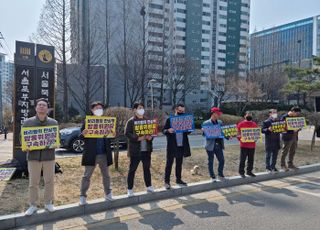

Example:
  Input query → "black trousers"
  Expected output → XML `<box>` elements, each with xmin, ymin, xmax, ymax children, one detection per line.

<box><xmin>239</xmin><ymin>147</ymin><xmax>255</xmax><ymax>175</ymax></box>
<box><xmin>127</xmin><ymin>151</ymin><xmax>152</xmax><ymax>190</ymax></box>
<box><xmin>165</xmin><ymin>148</ymin><xmax>184</xmax><ymax>184</ymax></box>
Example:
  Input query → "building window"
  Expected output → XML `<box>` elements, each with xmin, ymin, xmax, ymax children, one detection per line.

<box><xmin>176</xmin><ymin>17</ymin><xmax>186</xmax><ymax>23</ymax></box>
<box><xmin>241</xmin><ymin>11</ymin><xmax>249</xmax><ymax>16</ymax></box>
<box><xmin>149</xmin><ymin>13</ymin><xmax>164</xmax><ymax>19</ymax></box>
<box><xmin>176</xmin><ymin>8</ymin><xmax>187</xmax><ymax>14</ymax></box>
<box><xmin>149</xmin><ymin>3</ymin><xmax>163</xmax><ymax>10</ymax></box>
<box><xmin>149</xmin><ymin>22</ymin><xmax>163</xmax><ymax>29</ymax></box>
<box><xmin>203</xmin><ymin>20</ymin><xmax>210</xmax><ymax>26</ymax></box>
<box><xmin>202</xmin><ymin>30</ymin><xmax>210</xmax><ymax>34</ymax></box>
<box><xmin>176</xmin><ymin>27</ymin><xmax>186</xmax><ymax>32</ymax></box>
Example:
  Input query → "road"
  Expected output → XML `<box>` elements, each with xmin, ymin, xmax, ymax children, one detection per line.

<box><xmin>0</xmin><ymin>127</ymin><xmax>318</xmax><ymax>161</ymax></box>
<box><xmin>22</xmin><ymin>171</ymin><xmax>320</xmax><ymax>230</ymax></box>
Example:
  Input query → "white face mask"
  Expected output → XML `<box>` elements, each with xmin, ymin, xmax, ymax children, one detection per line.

<box><xmin>93</xmin><ymin>109</ymin><xmax>103</xmax><ymax>116</ymax></box>
<box><xmin>137</xmin><ymin>109</ymin><xmax>145</xmax><ymax>116</ymax></box>
<box><xmin>271</xmin><ymin>114</ymin><xmax>278</xmax><ymax>119</ymax></box>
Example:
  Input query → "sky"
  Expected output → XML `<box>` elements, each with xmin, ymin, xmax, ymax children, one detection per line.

<box><xmin>0</xmin><ymin>0</ymin><xmax>320</xmax><ymax>60</ymax></box>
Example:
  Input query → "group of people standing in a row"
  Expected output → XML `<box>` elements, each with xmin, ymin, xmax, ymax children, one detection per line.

<box><xmin>22</xmin><ymin>98</ymin><xmax>302</xmax><ymax>216</ymax></box>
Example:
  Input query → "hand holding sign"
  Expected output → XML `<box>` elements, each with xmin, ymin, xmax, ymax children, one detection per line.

<box><xmin>240</xmin><ymin>128</ymin><xmax>262</xmax><ymax>143</ymax></box>
<box><xmin>202</xmin><ymin>124</ymin><xmax>223</xmax><ymax>139</ymax></box>
<box><xmin>286</xmin><ymin>117</ymin><xmax>306</xmax><ymax>131</ymax></box>
<box><xmin>85</xmin><ymin>116</ymin><xmax>117</xmax><ymax>138</ymax></box>
<box><xmin>170</xmin><ymin>115</ymin><xmax>194</xmax><ymax>133</ymax></box>
<box><xmin>21</xmin><ymin>125</ymin><xmax>60</xmax><ymax>151</ymax></box>
<box><xmin>168</xmin><ymin>128</ymin><xmax>175</xmax><ymax>133</ymax></box>
<box><xmin>134</xmin><ymin>119</ymin><xmax>158</xmax><ymax>137</ymax></box>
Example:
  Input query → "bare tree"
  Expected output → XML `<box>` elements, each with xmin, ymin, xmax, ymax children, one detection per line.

<box><xmin>250</xmin><ymin>68</ymin><xmax>288</xmax><ymax>103</ymax></box>
<box><xmin>105</xmin><ymin>0</ymin><xmax>112</xmax><ymax>107</ymax></box>
<box><xmin>224</xmin><ymin>76</ymin><xmax>263</xmax><ymax>115</ymax></box>
<box><xmin>31</xmin><ymin>0</ymin><xmax>71</xmax><ymax>122</ymax></box>
<box><xmin>3</xmin><ymin>77</ymin><xmax>14</xmax><ymax>111</ymax></box>
<box><xmin>121</xmin><ymin>0</ymin><xmax>129</xmax><ymax>107</ymax></box>
<box><xmin>67</xmin><ymin>2</ymin><xmax>105</xmax><ymax>114</ymax></box>
<box><xmin>166</xmin><ymin>55</ymin><xmax>200</xmax><ymax>107</ymax></box>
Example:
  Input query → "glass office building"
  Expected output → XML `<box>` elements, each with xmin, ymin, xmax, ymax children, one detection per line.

<box><xmin>250</xmin><ymin>15</ymin><xmax>320</xmax><ymax>70</ymax></box>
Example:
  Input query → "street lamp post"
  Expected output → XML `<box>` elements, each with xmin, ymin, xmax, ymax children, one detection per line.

<box><xmin>140</xmin><ymin>6</ymin><xmax>146</xmax><ymax>104</ymax></box>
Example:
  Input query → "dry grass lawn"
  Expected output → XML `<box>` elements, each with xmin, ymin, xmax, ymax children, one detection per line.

<box><xmin>0</xmin><ymin>140</ymin><xmax>319</xmax><ymax>215</ymax></box>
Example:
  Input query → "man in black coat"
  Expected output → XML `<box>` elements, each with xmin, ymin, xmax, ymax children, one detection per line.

<box><xmin>125</xmin><ymin>102</ymin><xmax>154</xmax><ymax>197</ymax></box>
<box><xmin>280</xmin><ymin>106</ymin><xmax>301</xmax><ymax>171</ymax></box>
<box><xmin>262</xmin><ymin>109</ymin><xmax>281</xmax><ymax>173</ymax></box>
<box><xmin>79</xmin><ymin>101</ymin><xmax>113</xmax><ymax>205</ymax></box>
<box><xmin>163</xmin><ymin>103</ymin><xmax>191</xmax><ymax>189</ymax></box>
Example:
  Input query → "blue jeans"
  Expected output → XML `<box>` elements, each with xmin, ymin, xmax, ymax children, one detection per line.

<box><xmin>207</xmin><ymin>144</ymin><xmax>225</xmax><ymax>178</ymax></box>
<box><xmin>266</xmin><ymin>149</ymin><xmax>279</xmax><ymax>170</ymax></box>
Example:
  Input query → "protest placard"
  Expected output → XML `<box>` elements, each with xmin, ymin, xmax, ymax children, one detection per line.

<box><xmin>286</xmin><ymin>117</ymin><xmax>306</xmax><ymax>130</ymax></box>
<box><xmin>134</xmin><ymin>119</ymin><xmax>158</xmax><ymax>136</ymax></box>
<box><xmin>221</xmin><ymin>124</ymin><xmax>238</xmax><ymax>138</ymax></box>
<box><xmin>202</xmin><ymin>124</ymin><xmax>224</xmax><ymax>139</ymax></box>
<box><xmin>21</xmin><ymin>125</ymin><xmax>60</xmax><ymax>151</ymax></box>
<box><xmin>240</xmin><ymin>128</ymin><xmax>262</xmax><ymax>143</ymax></box>
<box><xmin>85</xmin><ymin>116</ymin><xmax>116</xmax><ymax>138</ymax></box>
<box><xmin>170</xmin><ymin>114</ymin><xmax>195</xmax><ymax>133</ymax></box>
<box><xmin>271</xmin><ymin>121</ymin><xmax>286</xmax><ymax>133</ymax></box>
<box><xmin>0</xmin><ymin>168</ymin><xmax>16</xmax><ymax>181</ymax></box>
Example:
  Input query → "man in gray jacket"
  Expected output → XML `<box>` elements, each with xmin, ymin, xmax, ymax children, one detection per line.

<box><xmin>22</xmin><ymin>98</ymin><xmax>58</xmax><ymax>216</ymax></box>
<box><xmin>202</xmin><ymin>107</ymin><xmax>226</xmax><ymax>182</ymax></box>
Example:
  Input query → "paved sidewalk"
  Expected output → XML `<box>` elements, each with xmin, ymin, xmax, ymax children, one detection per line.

<box><xmin>20</xmin><ymin>171</ymin><xmax>320</xmax><ymax>230</ymax></box>
<box><xmin>0</xmin><ymin>133</ymin><xmax>13</xmax><ymax>163</ymax></box>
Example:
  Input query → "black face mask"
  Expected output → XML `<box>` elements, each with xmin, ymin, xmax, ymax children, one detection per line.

<box><xmin>246</xmin><ymin>116</ymin><xmax>253</xmax><ymax>121</ymax></box>
<box><xmin>177</xmin><ymin>112</ymin><xmax>185</xmax><ymax>115</ymax></box>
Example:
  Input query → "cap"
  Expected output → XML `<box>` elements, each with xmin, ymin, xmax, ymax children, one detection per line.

<box><xmin>211</xmin><ymin>107</ymin><xmax>223</xmax><ymax>115</ymax></box>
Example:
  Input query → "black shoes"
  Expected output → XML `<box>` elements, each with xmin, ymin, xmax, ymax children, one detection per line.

<box><xmin>247</xmin><ymin>172</ymin><xmax>256</xmax><ymax>177</ymax></box>
<box><xmin>240</xmin><ymin>174</ymin><xmax>246</xmax><ymax>178</ymax></box>
<box><xmin>176</xmin><ymin>180</ymin><xmax>188</xmax><ymax>186</ymax></box>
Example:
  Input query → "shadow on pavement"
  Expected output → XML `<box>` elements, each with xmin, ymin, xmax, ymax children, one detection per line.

<box><xmin>132</xmin><ymin>202</ymin><xmax>184</xmax><ymax>230</ymax></box>
<box><xmin>183</xmin><ymin>201</ymin><xmax>229</xmax><ymax>219</ymax></box>
<box><xmin>217</xmin><ymin>189</ymin><xmax>265</xmax><ymax>207</ymax></box>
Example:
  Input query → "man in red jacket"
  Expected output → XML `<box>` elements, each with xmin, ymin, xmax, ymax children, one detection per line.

<box><xmin>237</xmin><ymin>111</ymin><xmax>258</xmax><ymax>178</ymax></box>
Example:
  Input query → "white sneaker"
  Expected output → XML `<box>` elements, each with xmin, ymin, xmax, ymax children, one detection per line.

<box><xmin>79</xmin><ymin>196</ymin><xmax>87</xmax><ymax>205</ymax></box>
<box><xmin>44</xmin><ymin>203</ymin><xmax>55</xmax><ymax>213</ymax></box>
<box><xmin>105</xmin><ymin>192</ymin><xmax>113</xmax><ymax>201</ymax></box>
<box><xmin>147</xmin><ymin>186</ymin><xmax>155</xmax><ymax>193</ymax></box>
<box><xmin>211</xmin><ymin>178</ymin><xmax>217</xmax><ymax>183</ymax></box>
<box><xmin>218</xmin><ymin>176</ymin><xmax>227</xmax><ymax>182</ymax></box>
<box><xmin>25</xmin><ymin>205</ymin><xmax>38</xmax><ymax>216</ymax></box>
<box><xmin>127</xmin><ymin>189</ymin><xmax>134</xmax><ymax>197</ymax></box>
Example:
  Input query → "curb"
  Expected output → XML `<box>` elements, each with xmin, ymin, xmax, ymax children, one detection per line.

<box><xmin>1</xmin><ymin>163</ymin><xmax>320</xmax><ymax>229</ymax></box>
